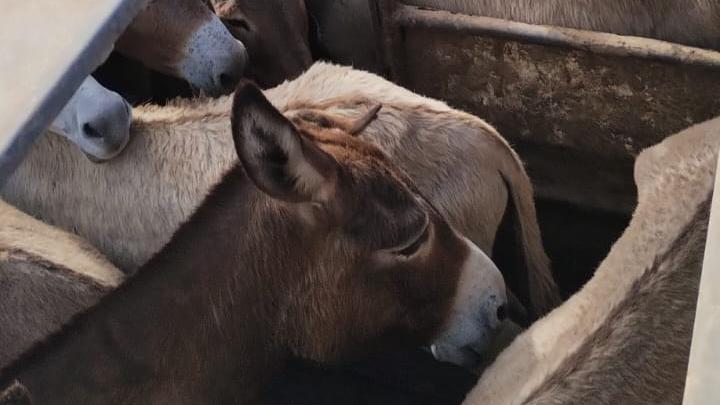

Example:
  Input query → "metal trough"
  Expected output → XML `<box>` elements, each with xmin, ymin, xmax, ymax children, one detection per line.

<box><xmin>369</xmin><ymin>0</ymin><xmax>720</xmax><ymax>213</ymax></box>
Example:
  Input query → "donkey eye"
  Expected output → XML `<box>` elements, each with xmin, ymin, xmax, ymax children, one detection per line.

<box><xmin>395</xmin><ymin>224</ymin><xmax>430</xmax><ymax>257</ymax></box>
<box><xmin>225</xmin><ymin>17</ymin><xmax>251</xmax><ymax>32</ymax></box>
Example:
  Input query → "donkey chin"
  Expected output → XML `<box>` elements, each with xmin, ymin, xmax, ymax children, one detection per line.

<box><xmin>430</xmin><ymin>237</ymin><xmax>507</xmax><ymax>369</ymax></box>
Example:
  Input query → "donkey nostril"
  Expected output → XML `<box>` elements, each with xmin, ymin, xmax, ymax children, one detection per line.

<box><xmin>219</xmin><ymin>73</ymin><xmax>237</xmax><ymax>91</ymax></box>
<box><xmin>497</xmin><ymin>304</ymin><xmax>507</xmax><ymax>322</ymax></box>
<box><xmin>82</xmin><ymin>123</ymin><xmax>103</xmax><ymax>139</ymax></box>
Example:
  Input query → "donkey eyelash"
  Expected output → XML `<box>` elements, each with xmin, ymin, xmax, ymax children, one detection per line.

<box><xmin>226</xmin><ymin>18</ymin><xmax>250</xmax><ymax>31</ymax></box>
<box><xmin>394</xmin><ymin>224</ymin><xmax>430</xmax><ymax>257</ymax></box>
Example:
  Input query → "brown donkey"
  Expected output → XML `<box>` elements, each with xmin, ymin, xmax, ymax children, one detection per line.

<box><xmin>0</xmin><ymin>83</ymin><xmax>506</xmax><ymax>404</ymax></box>
<box><xmin>208</xmin><ymin>0</ymin><xmax>313</xmax><ymax>88</ymax></box>
<box><xmin>115</xmin><ymin>0</ymin><xmax>247</xmax><ymax>96</ymax></box>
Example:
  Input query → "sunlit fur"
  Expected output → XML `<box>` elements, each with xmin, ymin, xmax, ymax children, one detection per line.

<box><xmin>209</xmin><ymin>0</ymin><xmax>312</xmax><ymax>88</ymax></box>
<box><xmin>115</xmin><ymin>0</ymin><xmax>246</xmax><ymax>94</ymax></box>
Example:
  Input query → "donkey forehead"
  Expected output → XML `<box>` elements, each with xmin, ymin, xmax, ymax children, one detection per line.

<box><xmin>299</xmin><ymin>126</ymin><xmax>414</xmax><ymax>195</ymax></box>
<box><xmin>298</xmin><ymin>126</ymin><xmax>432</xmax><ymax>245</ymax></box>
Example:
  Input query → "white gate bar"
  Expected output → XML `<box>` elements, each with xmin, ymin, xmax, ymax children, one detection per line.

<box><xmin>0</xmin><ymin>0</ymin><xmax>146</xmax><ymax>185</ymax></box>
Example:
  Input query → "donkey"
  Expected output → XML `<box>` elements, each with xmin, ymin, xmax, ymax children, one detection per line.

<box><xmin>521</xmin><ymin>198</ymin><xmax>706</xmax><ymax>405</ymax></box>
<box><xmin>208</xmin><ymin>0</ymin><xmax>313</xmax><ymax>88</ymax></box>
<box><xmin>49</xmin><ymin>76</ymin><xmax>131</xmax><ymax>162</ymax></box>
<box><xmin>0</xmin><ymin>200</ymin><xmax>123</xmax><ymax>367</ymax></box>
<box><xmin>265</xmin><ymin>62</ymin><xmax>559</xmax><ymax>320</ymax></box>
<box><xmin>2</xmin><ymin>62</ymin><xmax>558</xmax><ymax>320</ymax></box>
<box><xmin>113</xmin><ymin>0</ymin><xmax>247</xmax><ymax>96</ymax></box>
<box><xmin>0</xmin><ymin>82</ymin><xmax>507</xmax><ymax>403</ymax></box>
<box><xmin>406</xmin><ymin>0</ymin><xmax>720</xmax><ymax>50</ymax></box>
<box><xmin>463</xmin><ymin>116</ymin><xmax>720</xmax><ymax>405</ymax></box>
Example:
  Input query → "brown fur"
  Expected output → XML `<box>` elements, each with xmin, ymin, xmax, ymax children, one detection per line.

<box><xmin>0</xmin><ymin>83</ymin><xmax>479</xmax><ymax>404</ymax></box>
<box><xmin>115</xmin><ymin>0</ymin><xmax>206</xmax><ymax>75</ymax></box>
<box><xmin>406</xmin><ymin>0</ymin><xmax>720</xmax><ymax>50</ymax></box>
<box><xmin>209</xmin><ymin>0</ymin><xmax>313</xmax><ymax>88</ymax></box>
<box><xmin>114</xmin><ymin>0</ymin><xmax>245</xmax><ymax>95</ymax></box>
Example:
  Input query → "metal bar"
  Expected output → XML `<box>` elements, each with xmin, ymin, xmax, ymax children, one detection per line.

<box><xmin>683</xmin><ymin>151</ymin><xmax>720</xmax><ymax>404</ymax></box>
<box><xmin>392</xmin><ymin>3</ymin><xmax>720</xmax><ymax>69</ymax></box>
<box><xmin>0</xmin><ymin>0</ymin><xmax>147</xmax><ymax>187</ymax></box>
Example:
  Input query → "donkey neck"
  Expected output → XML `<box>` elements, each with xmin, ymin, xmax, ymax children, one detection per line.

<box><xmin>4</xmin><ymin>168</ymin><xmax>306</xmax><ymax>404</ymax></box>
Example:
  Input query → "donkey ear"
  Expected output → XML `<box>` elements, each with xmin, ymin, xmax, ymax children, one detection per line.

<box><xmin>231</xmin><ymin>81</ymin><xmax>338</xmax><ymax>203</ymax></box>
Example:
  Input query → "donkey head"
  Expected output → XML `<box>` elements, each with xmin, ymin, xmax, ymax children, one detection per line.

<box><xmin>116</xmin><ymin>0</ymin><xmax>247</xmax><ymax>96</ymax></box>
<box><xmin>232</xmin><ymin>82</ymin><xmax>507</xmax><ymax>368</ymax></box>
<box><xmin>210</xmin><ymin>0</ymin><xmax>313</xmax><ymax>88</ymax></box>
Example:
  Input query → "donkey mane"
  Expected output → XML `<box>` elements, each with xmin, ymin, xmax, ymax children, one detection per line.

<box><xmin>134</xmin><ymin>96</ymin><xmax>231</xmax><ymax>125</ymax></box>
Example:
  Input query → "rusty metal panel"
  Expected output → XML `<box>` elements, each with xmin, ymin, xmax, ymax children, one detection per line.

<box><xmin>371</xmin><ymin>1</ymin><xmax>720</xmax><ymax>213</ymax></box>
<box><xmin>0</xmin><ymin>0</ymin><xmax>146</xmax><ymax>185</ymax></box>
